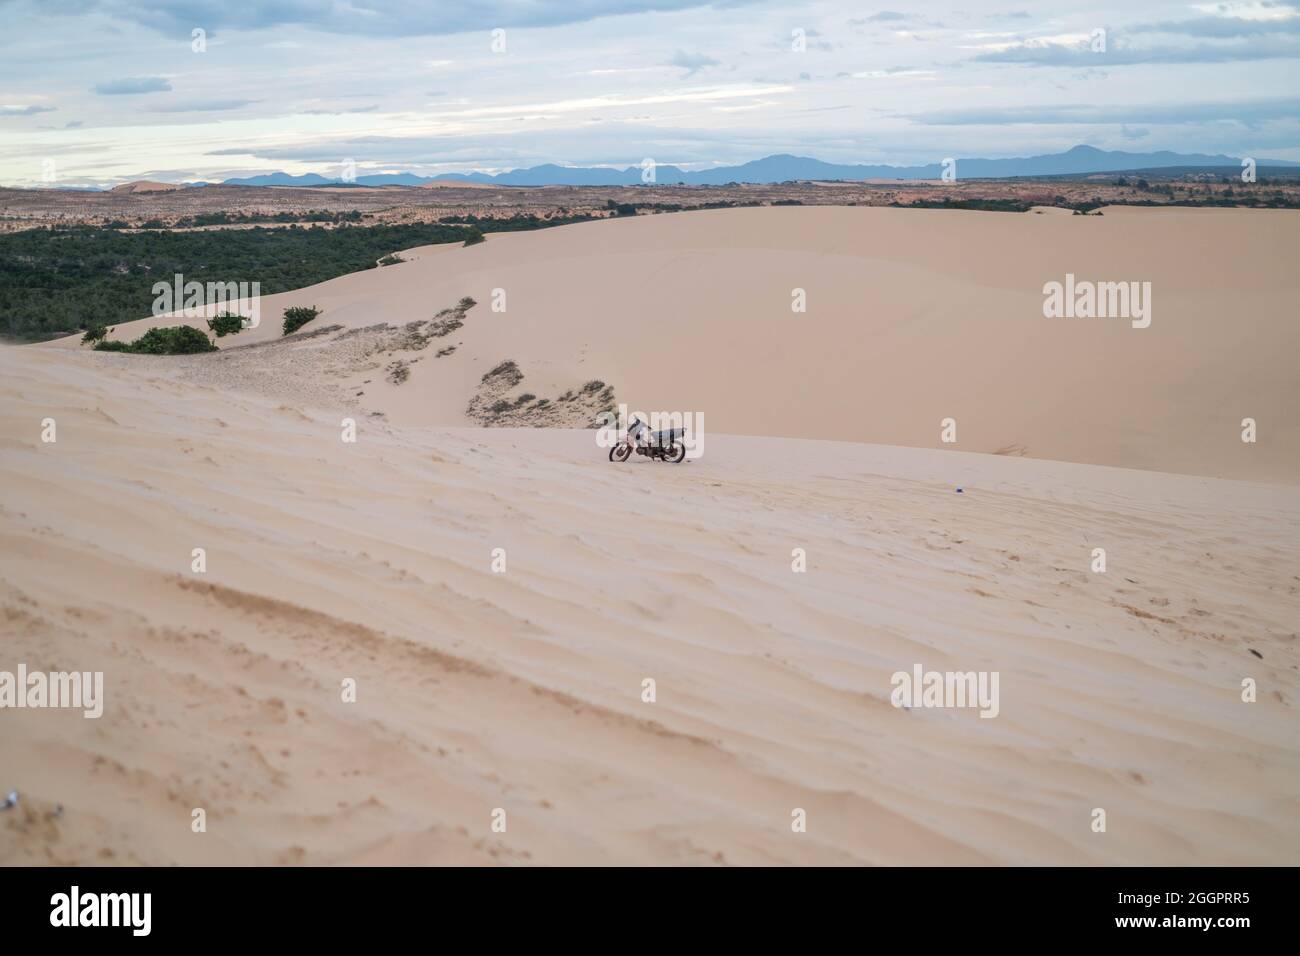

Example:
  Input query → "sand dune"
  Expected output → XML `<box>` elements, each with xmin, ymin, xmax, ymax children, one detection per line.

<box><xmin>108</xmin><ymin>180</ymin><xmax>182</xmax><ymax>194</ymax></box>
<box><xmin>2</xmin><ymin>334</ymin><xmax>1298</xmax><ymax>864</ymax></box>
<box><xmin>47</xmin><ymin>206</ymin><xmax>1300</xmax><ymax>483</ymax></box>
<box><xmin>7</xmin><ymin>207</ymin><xmax>1299</xmax><ymax>865</ymax></box>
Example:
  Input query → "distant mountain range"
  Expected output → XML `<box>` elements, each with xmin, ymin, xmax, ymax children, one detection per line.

<box><xmin>214</xmin><ymin>146</ymin><xmax>1299</xmax><ymax>189</ymax></box>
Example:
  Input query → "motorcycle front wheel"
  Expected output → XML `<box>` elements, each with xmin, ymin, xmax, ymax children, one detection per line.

<box><xmin>609</xmin><ymin>443</ymin><xmax>632</xmax><ymax>462</ymax></box>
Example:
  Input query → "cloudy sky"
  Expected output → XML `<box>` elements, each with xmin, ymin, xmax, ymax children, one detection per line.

<box><xmin>1</xmin><ymin>0</ymin><xmax>1298</xmax><ymax>187</ymax></box>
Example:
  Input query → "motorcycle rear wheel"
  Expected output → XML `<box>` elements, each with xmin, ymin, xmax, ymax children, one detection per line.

<box><xmin>663</xmin><ymin>442</ymin><xmax>686</xmax><ymax>464</ymax></box>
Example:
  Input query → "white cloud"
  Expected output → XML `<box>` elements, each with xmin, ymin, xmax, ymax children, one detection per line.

<box><xmin>1191</xmin><ymin>1</ymin><xmax>1300</xmax><ymax>21</ymax></box>
<box><xmin>1</xmin><ymin>0</ymin><xmax>1298</xmax><ymax>185</ymax></box>
<box><xmin>851</xmin><ymin>69</ymin><xmax>938</xmax><ymax>78</ymax></box>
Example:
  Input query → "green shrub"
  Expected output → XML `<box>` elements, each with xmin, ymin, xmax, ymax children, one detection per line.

<box><xmin>462</xmin><ymin>232</ymin><xmax>486</xmax><ymax>246</ymax></box>
<box><xmin>94</xmin><ymin>325</ymin><xmax>216</xmax><ymax>354</ymax></box>
<box><xmin>207</xmin><ymin>312</ymin><xmax>245</xmax><ymax>337</ymax></box>
<box><xmin>81</xmin><ymin>324</ymin><xmax>108</xmax><ymax>345</ymax></box>
<box><xmin>125</xmin><ymin>325</ymin><xmax>217</xmax><ymax>354</ymax></box>
<box><xmin>282</xmin><ymin>305</ymin><xmax>321</xmax><ymax>336</ymax></box>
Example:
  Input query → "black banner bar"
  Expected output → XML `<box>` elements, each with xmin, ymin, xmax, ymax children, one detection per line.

<box><xmin>0</xmin><ymin>866</ymin><xmax>1286</xmax><ymax>942</ymax></box>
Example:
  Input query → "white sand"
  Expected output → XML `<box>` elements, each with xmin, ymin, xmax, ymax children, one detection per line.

<box><xmin>5</xmin><ymin>207</ymin><xmax>1298</xmax><ymax>864</ymax></box>
<box><xmin>47</xmin><ymin>205</ymin><xmax>1300</xmax><ymax>483</ymax></box>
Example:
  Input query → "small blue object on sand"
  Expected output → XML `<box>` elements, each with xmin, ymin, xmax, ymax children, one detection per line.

<box><xmin>956</xmin><ymin>487</ymin><xmax>964</xmax><ymax>493</ymax></box>
<box><xmin>2</xmin><ymin>791</ymin><xmax>17</xmax><ymax>810</ymax></box>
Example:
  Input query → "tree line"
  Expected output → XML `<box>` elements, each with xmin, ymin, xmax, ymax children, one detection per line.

<box><xmin>0</xmin><ymin>221</ymin><xmax>480</xmax><ymax>341</ymax></box>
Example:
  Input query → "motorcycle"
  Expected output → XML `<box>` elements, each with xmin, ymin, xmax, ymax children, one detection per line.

<box><xmin>608</xmin><ymin>416</ymin><xmax>687</xmax><ymax>464</ymax></box>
